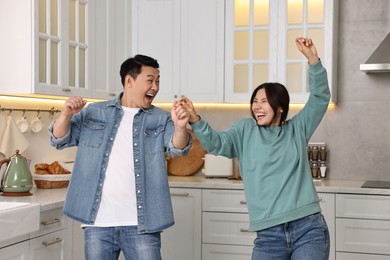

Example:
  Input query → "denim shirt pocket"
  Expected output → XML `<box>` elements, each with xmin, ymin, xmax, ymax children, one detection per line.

<box><xmin>144</xmin><ymin>124</ymin><xmax>165</xmax><ymax>155</ymax></box>
<box><xmin>80</xmin><ymin>119</ymin><xmax>106</xmax><ymax>148</ymax></box>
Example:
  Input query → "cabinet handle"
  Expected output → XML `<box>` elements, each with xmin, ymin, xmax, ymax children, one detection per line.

<box><xmin>42</xmin><ymin>237</ymin><xmax>63</xmax><ymax>246</ymax></box>
<box><xmin>240</xmin><ymin>228</ymin><xmax>250</xmax><ymax>232</ymax></box>
<box><xmin>41</xmin><ymin>218</ymin><xmax>61</xmax><ymax>226</ymax></box>
<box><xmin>171</xmin><ymin>192</ymin><xmax>190</xmax><ymax>197</ymax></box>
<box><xmin>318</xmin><ymin>197</ymin><xmax>323</xmax><ymax>201</ymax></box>
<box><xmin>62</xmin><ymin>87</ymin><xmax>71</xmax><ymax>92</ymax></box>
<box><xmin>240</xmin><ymin>201</ymin><xmax>247</xmax><ymax>205</ymax></box>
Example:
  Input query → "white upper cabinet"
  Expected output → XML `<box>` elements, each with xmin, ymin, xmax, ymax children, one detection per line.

<box><xmin>224</xmin><ymin>0</ymin><xmax>338</xmax><ymax>103</ymax></box>
<box><xmin>132</xmin><ymin>0</ymin><xmax>225</xmax><ymax>102</ymax></box>
<box><xmin>91</xmin><ymin>1</ymin><xmax>132</xmax><ymax>100</ymax></box>
<box><xmin>0</xmin><ymin>0</ymin><xmax>95</xmax><ymax>98</ymax></box>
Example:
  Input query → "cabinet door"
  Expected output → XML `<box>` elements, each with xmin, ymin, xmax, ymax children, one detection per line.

<box><xmin>317</xmin><ymin>192</ymin><xmax>335</xmax><ymax>260</ymax></box>
<box><xmin>132</xmin><ymin>0</ymin><xmax>224</xmax><ymax>102</ymax></box>
<box><xmin>179</xmin><ymin>0</ymin><xmax>224</xmax><ymax>102</ymax></box>
<box><xmin>202</xmin><ymin>244</ymin><xmax>253</xmax><ymax>260</ymax></box>
<box><xmin>225</xmin><ymin>0</ymin><xmax>338</xmax><ymax>103</ymax></box>
<box><xmin>202</xmin><ymin>212</ymin><xmax>255</xmax><ymax>246</ymax></box>
<box><xmin>161</xmin><ymin>188</ymin><xmax>202</xmax><ymax>260</ymax></box>
<box><xmin>92</xmin><ymin>0</ymin><xmax>131</xmax><ymax>100</ymax></box>
<box><xmin>29</xmin><ymin>229</ymin><xmax>69</xmax><ymax>260</ymax></box>
<box><xmin>0</xmin><ymin>241</ymin><xmax>29</xmax><ymax>260</ymax></box>
<box><xmin>336</xmin><ymin>218</ymin><xmax>390</xmax><ymax>255</ymax></box>
<box><xmin>132</xmin><ymin>0</ymin><xmax>180</xmax><ymax>102</ymax></box>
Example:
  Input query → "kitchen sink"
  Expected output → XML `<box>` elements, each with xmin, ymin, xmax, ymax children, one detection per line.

<box><xmin>0</xmin><ymin>202</ymin><xmax>40</xmax><ymax>242</ymax></box>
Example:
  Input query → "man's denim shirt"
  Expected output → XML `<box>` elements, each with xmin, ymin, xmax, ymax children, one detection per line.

<box><xmin>48</xmin><ymin>94</ymin><xmax>192</xmax><ymax>234</ymax></box>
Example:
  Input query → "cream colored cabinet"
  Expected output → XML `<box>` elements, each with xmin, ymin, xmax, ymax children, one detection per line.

<box><xmin>29</xmin><ymin>207</ymin><xmax>70</xmax><ymax>260</ymax></box>
<box><xmin>224</xmin><ymin>0</ymin><xmax>338</xmax><ymax>103</ymax></box>
<box><xmin>317</xmin><ymin>192</ymin><xmax>335</xmax><ymax>260</ymax></box>
<box><xmin>336</xmin><ymin>194</ymin><xmax>390</xmax><ymax>258</ymax></box>
<box><xmin>92</xmin><ymin>1</ymin><xmax>131</xmax><ymax>100</ymax></box>
<box><xmin>202</xmin><ymin>189</ymin><xmax>255</xmax><ymax>258</ymax></box>
<box><xmin>131</xmin><ymin>0</ymin><xmax>225</xmax><ymax>102</ymax></box>
<box><xmin>0</xmin><ymin>241</ymin><xmax>30</xmax><ymax>260</ymax></box>
<box><xmin>0</xmin><ymin>207</ymin><xmax>70</xmax><ymax>260</ymax></box>
<box><xmin>161</xmin><ymin>188</ymin><xmax>202</xmax><ymax>260</ymax></box>
<box><xmin>0</xmin><ymin>0</ymin><xmax>94</xmax><ymax>98</ymax></box>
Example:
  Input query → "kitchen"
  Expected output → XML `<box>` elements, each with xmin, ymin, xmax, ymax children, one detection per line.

<box><xmin>0</xmin><ymin>0</ymin><xmax>390</xmax><ymax>259</ymax></box>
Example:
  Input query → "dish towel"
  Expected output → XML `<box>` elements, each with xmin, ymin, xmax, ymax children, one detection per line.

<box><xmin>0</xmin><ymin>116</ymin><xmax>29</xmax><ymax>158</ymax></box>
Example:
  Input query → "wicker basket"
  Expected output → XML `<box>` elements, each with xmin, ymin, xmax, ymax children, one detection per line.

<box><xmin>33</xmin><ymin>173</ymin><xmax>71</xmax><ymax>189</ymax></box>
<box><xmin>34</xmin><ymin>179</ymin><xmax>69</xmax><ymax>189</ymax></box>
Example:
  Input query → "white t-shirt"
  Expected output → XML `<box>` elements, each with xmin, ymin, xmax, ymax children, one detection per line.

<box><xmin>87</xmin><ymin>107</ymin><xmax>139</xmax><ymax>227</ymax></box>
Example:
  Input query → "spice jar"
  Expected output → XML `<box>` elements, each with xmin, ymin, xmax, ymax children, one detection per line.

<box><xmin>320</xmin><ymin>145</ymin><xmax>327</xmax><ymax>161</ymax></box>
<box><xmin>311</xmin><ymin>162</ymin><xmax>319</xmax><ymax>178</ymax></box>
<box><xmin>311</xmin><ymin>146</ymin><xmax>319</xmax><ymax>161</ymax></box>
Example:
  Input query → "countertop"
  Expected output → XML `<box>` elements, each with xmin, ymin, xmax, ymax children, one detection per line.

<box><xmin>1</xmin><ymin>177</ymin><xmax>390</xmax><ymax>212</ymax></box>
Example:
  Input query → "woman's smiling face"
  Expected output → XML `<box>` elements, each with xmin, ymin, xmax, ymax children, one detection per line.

<box><xmin>251</xmin><ymin>88</ymin><xmax>282</xmax><ymax>126</ymax></box>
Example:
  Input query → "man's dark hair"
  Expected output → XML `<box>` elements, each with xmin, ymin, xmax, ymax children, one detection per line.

<box><xmin>119</xmin><ymin>54</ymin><xmax>159</xmax><ymax>86</ymax></box>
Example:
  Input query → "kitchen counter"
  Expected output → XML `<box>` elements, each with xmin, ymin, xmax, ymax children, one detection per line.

<box><xmin>1</xmin><ymin>177</ymin><xmax>390</xmax><ymax>210</ymax></box>
<box><xmin>0</xmin><ymin>188</ymin><xmax>67</xmax><ymax>212</ymax></box>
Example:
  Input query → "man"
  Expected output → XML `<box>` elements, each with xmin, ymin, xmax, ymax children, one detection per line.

<box><xmin>49</xmin><ymin>54</ymin><xmax>192</xmax><ymax>260</ymax></box>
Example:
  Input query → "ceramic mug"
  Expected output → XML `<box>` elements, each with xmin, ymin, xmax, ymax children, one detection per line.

<box><xmin>16</xmin><ymin>115</ymin><xmax>29</xmax><ymax>133</ymax></box>
<box><xmin>31</xmin><ymin>115</ymin><xmax>43</xmax><ymax>133</ymax></box>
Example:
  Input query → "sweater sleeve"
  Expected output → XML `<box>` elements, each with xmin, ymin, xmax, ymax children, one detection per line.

<box><xmin>293</xmin><ymin>61</ymin><xmax>331</xmax><ymax>141</ymax></box>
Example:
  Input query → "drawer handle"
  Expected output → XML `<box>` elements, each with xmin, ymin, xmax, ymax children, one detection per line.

<box><xmin>108</xmin><ymin>93</ymin><xmax>116</xmax><ymax>97</ymax></box>
<box><xmin>240</xmin><ymin>228</ymin><xmax>250</xmax><ymax>232</ymax></box>
<box><xmin>240</xmin><ymin>201</ymin><xmax>247</xmax><ymax>205</ymax></box>
<box><xmin>41</xmin><ymin>218</ymin><xmax>61</xmax><ymax>226</ymax></box>
<box><xmin>42</xmin><ymin>237</ymin><xmax>63</xmax><ymax>246</ymax></box>
<box><xmin>171</xmin><ymin>192</ymin><xmax>190</xmax><ymax>197</ymax></box>
<box><xmin>62</xmin><ymin>87</ymin><xmax>71</xmax><ymax>92</ymax></box>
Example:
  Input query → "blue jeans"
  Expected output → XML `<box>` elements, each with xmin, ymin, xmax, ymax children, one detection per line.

<box><xmin>84</xmin><ymin>226</ymin><xmax>162</xmax><ymax>260</ymax></box>
<box><xmin>252</xmin><ymin>213</ymin><xmax>330</xmax><ymax>260</ymax></box>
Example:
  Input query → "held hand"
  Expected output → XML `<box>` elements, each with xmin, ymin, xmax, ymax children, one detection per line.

<box><xmin>171</xmin><ymin>100</ymin><xmax>190</xmax><ymax>128</ymax></box>
<box><xmin>62</xmin><ymin>96</ymin><xmax>87</xmax><ymax>117</ymax></box>
<box><xmin>178</xmin><ymin>97</ymin><xmax>200</xmax><ymax>124</ymax></box>
<box><xmin>295</xmin><ymin>37</ymin><xmax>319</xmax><ymax>65</ymax></box>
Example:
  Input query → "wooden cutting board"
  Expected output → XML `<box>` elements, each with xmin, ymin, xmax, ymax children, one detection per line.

<box><xmin>167</xmin><ymin>129</ymin><xmax>206</xmax><ymax>176</ymax></box>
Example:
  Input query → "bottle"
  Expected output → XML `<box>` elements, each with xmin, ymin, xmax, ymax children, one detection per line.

<box><xmin>320</xmin><ymin>145</ymin><xmax>327</xmax><ymax>161</ymax></box>
<box><xmin>320</xmin><ymin>163</ymin><xmax>327</xmax><ymax>178</ymax></box>
<box><xmin>311</xmin><ymin>162</ymin><xmax>319</xmax><ymax>178</ymax></box>
<box><xmin>311</xmin><ymin>146</ymin><xmax>319</xmax><ymax>161</ymax></box>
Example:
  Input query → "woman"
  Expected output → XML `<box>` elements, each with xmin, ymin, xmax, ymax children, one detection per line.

<box><xmin>181</xmin><ymin>37</ymin><xmax>330</xmax><ymax>259</ymax></box>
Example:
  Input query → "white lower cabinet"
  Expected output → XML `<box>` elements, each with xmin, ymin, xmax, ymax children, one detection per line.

<box><xmin>202</xmin><ymin>244</ymin><xmax>253</xmax><ymax>260</ymax></box>
<box><xmin>202</xmin><ymin>189</ymin><xmax>255</xmax><ymax>258</ymax></box>
<box><xmin>317</xmin><ymin>192</ymin><xmax>335</xmax><ymax>260</ymax></box>
<box><xmin>161</xmin><ymin>188</ymin><xmax>202</xmax><ymax>260</ymax></box>
<box><xmin>0</xmin><ymin>207</ymin><xmax>69</xmax><ymax>260</ymax></box>
<box><xmin>29</xmin><ymin>229</ymin><xmax>68</xmax><ymax>260</ymax></box>
<box><xmin>336</xmin><ymin>194</ymin><xmax>390</xmax><ymax>258</ymax></box>
<box><xmin>0</xmin><ymin>241</ymin><xmax>30</xmax><ymax>260</ymax></box>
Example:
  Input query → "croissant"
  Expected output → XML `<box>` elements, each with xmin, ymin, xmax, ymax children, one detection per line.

<box><xmin>48</xmin><ymin>161</ymin><xmax>71</xmax><ymax>174</ymax></box>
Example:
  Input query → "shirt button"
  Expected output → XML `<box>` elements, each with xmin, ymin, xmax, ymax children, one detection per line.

<box><xmin>136</xmin><ymin>174</ymin><xmax>140</xmax><ymax>177</ymax></box>
<box><xmin>135</xmin><ymin>159</ymin><xmax>138</xmax><ymax>162</ymax></box>
<box><xmin>134</xmin><ymin>143</ymin><xmax>137</xmax><ymax>146</ymax></box>
<box><xmin>138</xmin><ymin>205</ymin><xmax>142</xmax><ymax>209</ymax></box>
<box><xmin>137</xmin><ymin>190</ymin><xmax>140</xmax><ymax>193</ymax></box>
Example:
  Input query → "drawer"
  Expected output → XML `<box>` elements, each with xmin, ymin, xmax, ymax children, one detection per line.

<box><xmin>336</xmin><ymin>218</ymin><xmax>390</xmax><ymax>255</ymax></box>
<box><xmin>202</xmin><ymin>244</ymin><xmax>253</xmax><ymax>260</ymax></box>
<box><xmin>30</xmin><ymin>208</ymin><xmax>68</xmax><ymax>238</ymax></box>
<box><xmin>337</xmin><ymin>252</ymin><xmax>390</xmax><ymax>260</ymax></box>
<box><xmin>336</xmin><ymin>194</ymin><xmax>390</xmax><ymax>220</ymax></box>
<box><xmin>202</xmin><ymin>212</ymin><xmax>255</xmax><ymax>246</ymax></box>
<box><xmin>202</xmin><ymin>189</ymin><xmax>247</xmax><ymax>213</ymax></box>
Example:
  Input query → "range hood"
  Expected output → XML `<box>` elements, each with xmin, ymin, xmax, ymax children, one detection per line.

<box><xmin>360</xmin><ymin>32</ymin><xmax>390</xmax><ymax>73</ymax></box>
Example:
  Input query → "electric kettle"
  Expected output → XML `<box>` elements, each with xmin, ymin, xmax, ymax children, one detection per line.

<box><xmin>0</xmin><ymin>150</ymin><xmax>33</xmax><ymax>196</ymax></box>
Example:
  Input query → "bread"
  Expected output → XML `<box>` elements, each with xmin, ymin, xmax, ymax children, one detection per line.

<box><xmin>34</xmin><ymin>161</ymin><xmax>71</xmax><ymax>174</ymax></box>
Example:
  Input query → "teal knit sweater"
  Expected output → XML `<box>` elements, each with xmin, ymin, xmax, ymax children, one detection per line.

<box><xmin>191</xmin><ymin>61</ymin><xmax>330</xmax><ymax>231</ymax></box>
